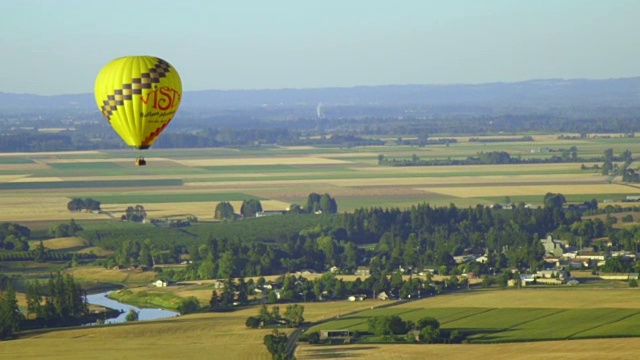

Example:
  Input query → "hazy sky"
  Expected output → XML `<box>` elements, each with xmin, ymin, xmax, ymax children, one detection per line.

<box><xmin>1</xmin><ymin>0</ymin><xmax>637</xmax><ymax>95</ymax></box>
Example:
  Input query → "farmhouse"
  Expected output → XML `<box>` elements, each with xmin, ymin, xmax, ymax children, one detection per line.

<box><xmin>152</xmin><ymin>280</ymin><xmax>169</xmax><ymax>287</ymax></box>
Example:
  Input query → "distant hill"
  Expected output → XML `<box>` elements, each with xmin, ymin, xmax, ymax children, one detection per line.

<box><xmin>2</xmin><ymin>77</ymin><xmax>640</xmax><ymax>112</ymax></box>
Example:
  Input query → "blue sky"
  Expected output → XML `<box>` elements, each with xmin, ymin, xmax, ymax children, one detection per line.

<box><xmin>1</xmin><ymin>0</ymin><xmax>637</xmax><ymax>95</ymax></box>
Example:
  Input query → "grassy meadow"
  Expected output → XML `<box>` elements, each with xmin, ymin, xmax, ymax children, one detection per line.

<box><xmin>2</xmin><ymin>135</ymin><xmax>640</xmax><ymax>227</ymax></box>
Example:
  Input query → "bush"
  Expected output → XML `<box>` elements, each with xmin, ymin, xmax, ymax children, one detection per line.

<box><xmin>246</xmin><ymin>316</ymin><xmax>261</xmax><ymax>328</ymax></box>
<box><xmin>630</xmin><ymin>279</ymin><xmax>638</xmax><ymax>288</ymax></box>
<box><xmin>449</xmin><ymin>329</ymin><xmax>463</xmax><ymax>343</ymax></box>
<box><xmin>177</xmin><ymin>296</ymin><xmax>200</xmax><ymax>315</ymax></box>
<box><xmin>416</xmin><ymin>317</ymin><xmax>440</xmax><ymax>331</ymax></box>
<box><xmin>125</xmin><ymin>309</ymin><xmax>139</xmax><ymax>322</ymax></box>
<box><xmin>307</xmin><ymin>331</ymin><xmax>320</xmax><ymax>344</ymax></box>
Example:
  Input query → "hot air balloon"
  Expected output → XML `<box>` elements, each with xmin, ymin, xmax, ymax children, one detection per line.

<box><xmin>94</xmin><ymin>56</ymin><xmax>182</xmax><ymax>165</ymax></box>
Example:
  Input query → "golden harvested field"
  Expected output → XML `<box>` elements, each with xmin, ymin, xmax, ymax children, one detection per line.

<box><xmin>175</xmin><ymin>156</ymin><xmax>350</xmax><ymax>166</ymax></box>
<box><xmin>4</xmin><ymin>310</ymin><xmax>273</xmax><ymax>360</ymax></box>
<box><xmin>395</xmin><ymin>288</ymin><xmax>640</xmax><ymax>309</ymax></box>
<box><xmin>100</xmin><ymin>199</ymin><xmax>291</xmax><ymax>219</ymax></box>
<box><xmin>0</xmin><ymin>196</ymin><xmax>113</xmax><ymax>222</ymax></box>
<box><xmin>2</xmin><ymin>140</ymin><xmax>640</xmax><ymax>223</ymax></box>
<box><xmin>296</xmin><ymin>338</ymin><xmax>640</xmax><ymax>360</ymax></box>
<box><xmin>66</xmin><ymin>266</ymin><xmax>157</xmax><ymax>285</ymax></box>
<box><xmin>29</xmin><ymin>237</ymin><xmax>89</xmax><ymax>250</ymax></box>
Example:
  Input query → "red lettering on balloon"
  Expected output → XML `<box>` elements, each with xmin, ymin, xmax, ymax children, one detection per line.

<box><xmin>140</xmin><ymin>86</ymin><xmax>181</xmax><ymax>111</ymax></box>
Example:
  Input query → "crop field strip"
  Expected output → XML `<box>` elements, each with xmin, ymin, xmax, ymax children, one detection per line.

<box><xmin>89</xmin><ymin>192</ymin><xmax>263</xmax><ymax>204</ymax></box>
<box><xmin>309</xmin><ymin>306</ymin><xmax>640</xmax><ymax>343</ymax></box>
<box><xmin>2</xmin><ymin>138</ymin><xmax>640</xmax><ymax>221</ymax></box>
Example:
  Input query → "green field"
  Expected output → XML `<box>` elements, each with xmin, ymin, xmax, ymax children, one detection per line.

<box><xmin>89</xmin><ymin>192</ymin><xmax>262</xmax><ymax>204</ymax></box>
<box><xmin>2</xmin><ymin>137</ymin><xmax>640</xmax><ymax>225</ymax></box>
<box><xmin>0</xmin><ymin>179</ymin><xmax>183</xmax><ymax>190</ymax></box>
<box><xmin>308</xmin><ymin>288</ymin><xmax>640</xmax><ymax>343</ymax></box>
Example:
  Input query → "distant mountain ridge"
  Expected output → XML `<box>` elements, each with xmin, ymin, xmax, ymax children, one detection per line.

<box><xmin>2</xmin><ymin>77</ymin><xmax>640</xmax><ymax>111</ymax></box>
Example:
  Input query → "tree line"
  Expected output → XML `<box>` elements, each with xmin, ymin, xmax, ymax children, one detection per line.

<box><xmin>377</xmin><ymin>147</ymin><xmax>631</xmax><ymax>167</ymax></box>
<box><xmin>0</xmin><ymin>272</ymin><xmax>87</xmax><ymax>339</ymax></box>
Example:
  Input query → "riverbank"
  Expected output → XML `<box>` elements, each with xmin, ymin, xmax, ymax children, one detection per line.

<box><xmin>87</xmin><ymin>291</ymin><xmax>179</xmax><ymax>324</ymax></box>
<box><xmin>107</xmin><ymin>288</ymin><xmax>186</xmax><ymax>311</ymax></box>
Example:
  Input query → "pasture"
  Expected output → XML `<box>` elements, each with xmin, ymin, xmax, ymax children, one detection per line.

<box><xmin>1</xmin><ymin>136</ymin><xmax>640</xmax><ymax>227</ymax></box>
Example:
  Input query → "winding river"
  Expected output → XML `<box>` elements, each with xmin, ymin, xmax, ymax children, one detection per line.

<box><xmin>86</xmin><ymin>291</ymin><xmax>179</xmax><ymax>324</ymax></box>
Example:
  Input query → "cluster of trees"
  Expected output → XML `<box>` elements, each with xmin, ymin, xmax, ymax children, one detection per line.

<box><xmin>214</xmin><ymin>195</ymin><xmax>338</xmax><ymax>221</ymax></box>
<box><xmin>121</xmin><ymin>205</ymin><xmax>147</xmax><ymax>222</ymax></box>
<box><xmin>24</xmin><ymin>273</ymin><xmax>87</xmax><ymax>324</ymax></box>
<box><xmin>0</xmin><ymin>222</ymin><xmax>30</xmax><ymax>251</ymax></box>
<box><xmin>67</xmin><ymin>198</ymin><xmax>101</xmax><ymax>212</ymax></box>
<box><xmin>0</xmin><ymin>283</ymin><xmax>21</xmax><ymax>339</ymax></box>
<box><xmin>214</xmin><ymin>201</ymin><xmax>236</xmax><ymax>220</ymax></box>
<box><xmin>240</xmin><ymin>199</ymin><xmax>263</xmax><ymax>218</ymax></box>
<box><xmin>367</xmin><ymin>316</ymin><xmax>448</xmax><ymax>343</ymax></box>
<box><xmin>246</xmin><ymin>304</ymin><xmax>305</xmax><ymax>329</ymax></box>
<box><xmin>263</xmin><ymin>329</ymin><xmax>289</xmax><ymax>360</ymax></box>
<box><xmin>47</xmin><ymin>219</ymin><xmax>82</xmax><ymax>238</ymax></box>
<box><xmin>109</xmin><ymin>239</ymin><xmax>154</xmax><ymax>268</ymax></box>
<box><xmin>378</xmin><ymin>148</ymin><xmax>613</xmax><ymax>167</ymax></box>
<box><xmin>1</xmin><ymin>272</ymin><xmax>89</xmax><ymax>335</ymax></box>
<box><xmin>289</xmin><ymin>193</ymin><xmax>338</xmax><ymax>214</ymax></box>
<box><xmin>161</xmin><ymin>198</ymin><xmax>605</xmax><ymax>283</ymax></box>
<box><xmin>208</xmin><ymin>277</ymin><xmax>249</xmax><ymax>311</ymax></box>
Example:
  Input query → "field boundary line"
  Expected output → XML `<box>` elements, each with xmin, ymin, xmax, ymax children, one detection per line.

<box><xmin>568</xmin><ymin>310</ymin><xmax>640</xmax><ymax>339</ymax></box>
<box><xmin>471</xmin><ymin>308</ymin><xmax>566</xmax><ymax>341</ymax></box>
<box><xmin>438</xmin><ymin>307</ymin><xmax>496</xmax><ymax>325</ymax></box>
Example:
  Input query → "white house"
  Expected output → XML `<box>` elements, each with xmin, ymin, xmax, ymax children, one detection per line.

<box><xmin>153</xmin><ymin>280</ymin><xmax>168</xmax><ymax>287</ymax></box>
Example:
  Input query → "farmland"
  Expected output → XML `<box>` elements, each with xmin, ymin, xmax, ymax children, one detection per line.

<box><xmin>298</xmin><ymin>288</ymin><xmax>640</xmax><ymax>359</ymax></box>
<box><xmin>3</xmin><ymin>136</ymin><xmax>640</xmax><ymax>358</ymax></box>
<box><xmin>295</xmin><ymin>338</ymin><xmax>640</xmax><ymax>360</ymax></box>
<box><xmin>2</xmin><ymin>135</ymin><xmax>640</xmax><ymax>227</ymax></box>
<box><xmin>0</xmin><ymin>297</ymin><xmax>376</xmax><ymax>360</ymax></box>
<box><xmin>305</xmin><ymin>288</ymin><xmax>640</xmax><ymax>344</ymax></box>
<box><xmin>1</xmin><ymin>308</ymin><xmax>275</xmax><ymax>360</ymax></box>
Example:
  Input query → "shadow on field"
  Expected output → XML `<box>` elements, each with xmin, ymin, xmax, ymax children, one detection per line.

<box><xmin>457</xmin><ymin>327</ymin><xmax>509</xmax><ymax>342</ymax></box>
<box><xmin>302</xmin><ymin>345</ymin><xmax>378</xmax><ymax>359</ymax></box>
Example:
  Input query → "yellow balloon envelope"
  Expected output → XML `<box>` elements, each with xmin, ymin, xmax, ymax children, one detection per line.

<box><xmin>94</xmin><ymin>56</ymin><xmax>182</xmax><ymax>149</ymax></box>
